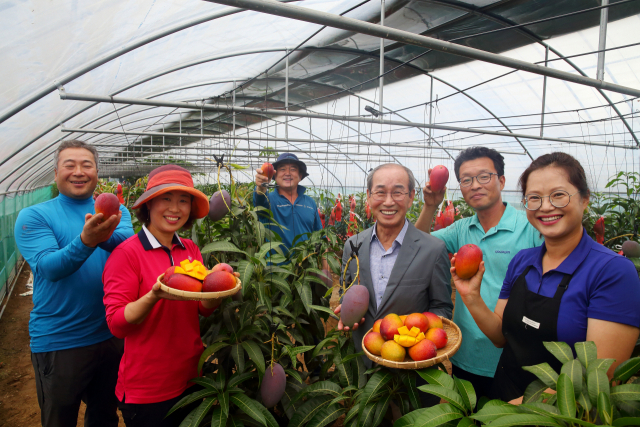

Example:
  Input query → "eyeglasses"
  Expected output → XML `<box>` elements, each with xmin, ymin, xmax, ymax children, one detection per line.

<box><xmin>459</xmin><ymin>173</ymin><xmax>499</xmax><ymax>188</ymax></box>
<box><xmin>371</xmin><ymin>191</ymin><xmax>409</xmax><ymax>201</ymax></box>
<box><xmin>523</xmin><ymin>190</ymin><xmax>580</xmax><ymax>211</ymax></box>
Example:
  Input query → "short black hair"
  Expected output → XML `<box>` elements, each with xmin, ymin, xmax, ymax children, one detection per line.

<box><xmin>453</xmin><ymin>147</ymin><xmax>505</xmax><ymax>181</ymax></box>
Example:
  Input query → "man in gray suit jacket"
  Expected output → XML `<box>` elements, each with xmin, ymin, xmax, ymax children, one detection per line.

<box><xmin>334</xmin><ymin>163</ymin><xmax>453</xmax><ymax>361</ymax></box>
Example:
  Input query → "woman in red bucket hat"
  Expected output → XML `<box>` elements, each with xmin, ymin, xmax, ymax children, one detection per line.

<box><xmin>103</xmin><ymin>165</ymin><xmax>236</xmax><ymax>427</ymax></box>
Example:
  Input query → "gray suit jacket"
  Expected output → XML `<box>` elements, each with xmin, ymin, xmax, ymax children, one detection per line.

<box><xmin>340</xmin><ymin>222</ymin><xmax>453</xmax><ymax>362</ymax></box>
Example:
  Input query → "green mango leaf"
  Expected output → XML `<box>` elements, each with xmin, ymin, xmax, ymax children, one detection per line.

<box><xmin>611</xmin><ymin>384</ymin><xmax>640</xmax><ymax>404</ymax></box>
<box><xmin>266</xmin><ymin>275</ymin><xmax>291</xmax><ymax>298</ymax></box>
<box><xmin>227</xmin><ymin>371</ymin><xmax>256</xmax><ymax>389</ymax></box>
<box><xmin>189</xmin><ymin>377</ymin><xmax>222</xmax><ymax>392</ymax></box>
<box><xmin>335</xmin><ymin>351</ymin><xmax>354</xmax><ymax>388</ymax></box>
<box><xmin>456</xmin><ymin>417</ymin><xmax>475</xmax><ymax>427</ymax></box>
<box><xmin>324</xmin><ymin>287</ymin><xmax>334</xmax><ymax>298</ymax></box>
<box><xmin>285</xmin><ymin>368</ymin><xmax>303</xmax><ymax>385</ymax></box>
<box><xmin>577</xmin><ymin>388</ymin><xmax>592</xmax><ymax>413</ymax></box>
<box><xmin>202</xmin><ymin>241</ymin><xmax>248</xmax><ymax>256</ymax></box>
<box><xmin>485</xmin><ymin>414</ymin><xmax>563</xmax><ymax>427</ymax></box>
<box><xmin>587</xmin><ymin>368</ymin><xmax>609</xmax><ymax>407</ymax></box>
<box><xmin>417</xmin><ymin>368</ymin><xmax>455</xmax><ymax>390</ymax></box>
<box><xmin>254</xmin><ymin>402</ymin><xmax>278</xmax><ymax>427</ymax></box>
<box><xmin>257</xmin><ymin>242</ymin><xmax>286</xmax><ymax>259</ymax></box>
<box><xmin>219</xmin><ymin>391</ymin><xmax>230</xmax><ymax>418</ymax></box>
<box><xmin>598</xmin><ymin>391</ymin><xmax>613</xmax><ymax>426</ymax></box>
<box><xmin>178</xmin><ymin>397</ymin><xmax>216</xmax><ymax>427</ymax></box>
<box><xmin>210</xmin><ymin>407</ymin><xmax>228</xmax><ymax>427</ymax></box>
<box><xmin>354</xmin><ymin>353</ymin><xmax>368</xmax><ymax>389</ymax></box>
<box><xmin>344</xmin><ymin>403</ymin><xmax>360</xmax><ymax>425</ymax></box>
<box><xmin>522</xmin><ymin>363</ymin><xmax>559</xmax><ymax>388</ymax></box>
<box><xmin>402</xmin><ymin>373</ymin><xmax>421</xmax><ymax>411</ymax></box>
<box><xmin>454</xmin><ymin>377</ymin><xmax>476</xmax><ymax>413</ymax></box>
<box><xmin>358</xmin><ymin>402</ymin><xmax>377</xmax><ymax>427</ymax></box>
<box><xmin>470</xmin><ymin>403</ymin><xmax>520</xmax><ymax>423</ymax></box>
<box><xmin>229</xmin><ymin>394</ymin><xmax>266</xmax><ymax>427</ymax></box>
<box><xmin>241</xmin><ymin>341</ymin><xmax>265</xmax><ymax>377</ymax></box>
<box><xmin>227</xmin><ymin>414</ymin><xmax>244</xmax><ymax>427</ymax></box>
<box><xmin>575</xmin><ymin>341</ymin><xmax>597</xmax><ymax>369</ymax></box>
<box><xmin>614</xmin><ymin>357</ymin><xmax>640</xmax><ymax>383</ymax></box>
<box><xmin>561</xmin><ymin>359</ymin><xmax>583</xmax><ymax>397</ymax></box>
<box><xmin>586</xmin><ymin>358</ymin><xmax>615</xmax><ymax>374</ymax></box>
<box><xmin>556</xmin><ymin>373</ymin><xmax>576</xmax><ymax>418</ymax></box>
<box><xmin>523</xmin><ymin>379</ymin><xmax>548</xmax><ymax>403</ymax></box>
<box><xmin>518</xmin><ymin>402</ymin><xmax>559</xmax><ymax>416</ymax></box>
<box><xmin>289</xmin><ymin>396</ymin><xmax>333</xmax><ymax>427</ymax></box>
<box><xmin>372</xmin><ymin>394</ymin><xmax>392</xmax><ymax>427</ymax></box>
<box><xmin>361</xmin><ymin>371</ymin><xmax>392</xmax><ymax>408</ymax></box>
<box><xmin>613</xmin><ymin>417</ymin><xmax>640</xmax><ymax>426</ymax></box>
<box><xmin>308</xmin><ymin>404</ymin><xmax>347</xmax><ymax>427</ymax></box>
<box><xmin>294</xmin><ymin>380</ymin><xmax>342</xmax><ymax>402</ymax></box>
<box><xmin>310</xmin><ymin>304</ymin><xmax>339</xmax><ymax>319</ymax></box>
<box><xmin>264</xmin><ymin>265</ymin><xmax>294</xmax><ymax>276</ymax></box>
<box><xmin>618</xmin><ymin>400</ymin><xmax>640</xmax><ymax>417</ymax></box>
<box><xmin>198</xmin><ymin>342</ymin><xmax>230</xmax><ymax>375</ymax></box>
<box><xmin>227</xmin><ymin>163</ymin><xmax>248</xmax><ymax>170</ymax></box>
<box><xmin>231</xmin><ymin>344</ymin><xmax>245</xmax><ymax>373</ymax></box>
<box><xmin>166</xmin><ymin>388</ymin><xmax>218</xmax><ymax>417</ymax></box>
<box><xmin>394</xmin><ymin>403</ymin><xmax>464</xmax><ymax>427</ymax></box>
<box><xmin>311</xmin><ymin>336</ymin><xmax>338</xmax><ymax>359</ymax></box>
<box><xmin>281</xmin><ymin>385</ymin><xmax>304</xmax><ymax>419</ymax></box>
<box><xmin>237</xmin><ymin>260</ymin><xmax>254</xmax><ymax>293</ymax></box>
<box><xmin>543</xmin><ymin>341</ymin><xmax>575</xmax><ymax>364</ymax></box>
<box><xmin>417</xmin><ymin>385</ymin><xmax>467</xmax><ymax>413</ymax></box>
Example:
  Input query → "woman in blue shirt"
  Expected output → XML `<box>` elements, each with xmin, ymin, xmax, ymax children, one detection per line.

<box><xmin>452</xmin><ymin>152</ymin><xmax>640</xmax><ymax>401</ymax></box>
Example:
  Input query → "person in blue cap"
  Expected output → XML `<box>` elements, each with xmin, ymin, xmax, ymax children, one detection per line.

<box><xmin>254</xmin><ymin>152</ymin><xmax>323</xmax><ymax>251</ymax></box>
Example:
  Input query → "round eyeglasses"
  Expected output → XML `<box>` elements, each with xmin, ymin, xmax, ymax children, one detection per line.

<box><xmin>522</xmin><ymin>190</ymin><xmax>580</xmax><ymax>211</ymax></box>
<box><xmin>459</xmin><ymin>173</ymin><xmax>498</xmax><ymax>188</ymax></box>
<box><xmin>370</xmin><ymin>191</ymin><xmax>409</xmax><ymax>202</ymax></box>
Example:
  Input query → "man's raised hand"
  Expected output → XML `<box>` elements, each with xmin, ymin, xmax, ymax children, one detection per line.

<box><xmin>422</xmin><ymin>168</ymin><xmax>447</xmax><ymax>209</ymax></box>
<box><xmin>334</xmin><ymin>304</ymin><xmax>365</xmax><ymax>332</ymax></box>
<box><xmin>80</xmin><ymin>211</ymin><xmax>122</xmax><ymax>248</ymax></box>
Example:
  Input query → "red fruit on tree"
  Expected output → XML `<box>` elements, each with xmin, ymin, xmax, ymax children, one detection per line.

<box><xmin>455</xmin><ymin>244</ymin><xmax>483</xmax><ymax>280</ymax></box>
<box><xmin>95</xmin><ymin>193</ymin><xmax>120</xmax><ymax>220</ymax></box>
<box><xmin>318</xmin><ymin>208</ymin><xmax>325</xmax><ymax>228</ymax></box>
<box><xmin>594</xmin><ymin>216</ymin><xmax>605</xmax><ymax>244</ymax></box>
<box><xmin>335</xmin><ymin>200</ymin><xmax>343</xmax><ymax>222</ymax></box>
<box><xmin>430</xmin><ymin>165</ymin><xmax>449</xmax><ymax>193</ymax></box>
<box><xmin>328</xmin><ymin>208</ymin><xmax>336</xmax><ymax>226</ymax></box>
<box><xmin>116</xmin><ymin>183</ymin><xmax>125</xmax><ymax>204</ymax></box>
<box><xmin>350</xmin><ymin>196</ymin><xmax>356</xmax><ymax>212</ymax></box>
<box><xmin>365</xmin><ymin>201</ymin><xmax>371</xmax><ymax>219</ymax></box>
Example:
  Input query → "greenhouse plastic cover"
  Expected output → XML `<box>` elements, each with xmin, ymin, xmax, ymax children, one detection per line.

<box><xmin>1</xmin><ymin>0</ymin><xmax>639</xmax><ymax>200</ymax></box>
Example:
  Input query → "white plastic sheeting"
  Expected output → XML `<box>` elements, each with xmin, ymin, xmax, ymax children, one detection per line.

<box><xmin>1</xmin><ymin>0</ymin><xmax>638</xmax><ymax>197</ymax></box>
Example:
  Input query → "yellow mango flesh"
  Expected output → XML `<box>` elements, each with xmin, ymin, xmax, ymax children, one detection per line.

<box><xmin>176</xmin><ymin>260</ymin><xmax>208</xmax><ymax>281</ymax></box>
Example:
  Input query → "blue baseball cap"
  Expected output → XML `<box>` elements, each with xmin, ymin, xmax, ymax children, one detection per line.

<box><xmin>272</xmin><ymin>152</ymin><xmax>309</xmax><ymax>179</ymax></box>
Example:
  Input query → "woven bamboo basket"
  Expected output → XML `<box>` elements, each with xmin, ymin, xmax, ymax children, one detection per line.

<box><xmin>362</xmin><ymin>317</ymin><xmax>462</xmax><ymax>369</ymax></box>
<box><xmin>156</xmin><ymin>273</ymin><xmax>242</xmax><ymax>301</ymax></box>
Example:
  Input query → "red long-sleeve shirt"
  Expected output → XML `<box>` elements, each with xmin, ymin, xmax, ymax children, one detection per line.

<box><xmin>103</xmin><ymin>227</ymin><xmax>216</xmax><ymax>404</ymax></box>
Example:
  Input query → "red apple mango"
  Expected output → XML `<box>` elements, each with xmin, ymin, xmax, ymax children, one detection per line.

<box><xmin>430</xmin><ymin>166</ymin><xmax>449</xmax><ymax>193</ymax></box>
<box><xmin>94</xmin><ymin>193</ymin><xmax>120</xmax><ymax>220</ymax></box>
<box><xmin>455</xmin><ymin>244</ymin><xmax>483</xmax><ymax>280</ymax></box>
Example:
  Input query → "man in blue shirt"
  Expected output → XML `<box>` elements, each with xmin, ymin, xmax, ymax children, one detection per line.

<box><xmin>415</xmin><ymin>147</ymin><xmax>543</xmax><ymax>398</ymax></box>
<box><xmin>253</xmin><ymin>153</ymin><xmax>323</xmax><ymax>251</ymax></box>
<box><xmin>14</xmin><ymin>140</ymin><xmax>133</xmax><ymax>427</ymax></box>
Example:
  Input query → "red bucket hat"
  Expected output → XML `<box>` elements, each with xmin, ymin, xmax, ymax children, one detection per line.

<box><xmin>132</xmin><ymin>165</ymin><xmax>209</xmax><ymax>219</ymax></box>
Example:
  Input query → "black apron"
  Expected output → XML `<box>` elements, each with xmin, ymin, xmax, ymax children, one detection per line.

<box><xmin>490</xmin><ymin>265</ymin><xmax>573</xmax><ymax>401</ymax></box>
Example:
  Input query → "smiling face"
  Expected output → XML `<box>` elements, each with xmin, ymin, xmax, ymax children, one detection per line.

<box><xmin>146</xmin><ymin>190</ymin><xmax>192</xmax><ymax>239</ymax></box>
<box><xmin>275</xmin><ymin>163</ymin><xmax>301</xmax><ymax>191</ymax></box>
<box><xmin>54</xmin><ymin>147</ymin><xmax>98</xmax><ymax>199</ymax></box>
<box><xmin>524</xmin><ymin>166</ymin><xmax>589</xmax><ymax>242</ymax></box>
<box><xmin>458</xmin><ymin>157</ymin><xmax>505</xmax><ymax>211</ymax></box>
<box><xmin>367</xmin><ymin>165</ymin><xmax>415</xmax><ymax>233</ymax></box>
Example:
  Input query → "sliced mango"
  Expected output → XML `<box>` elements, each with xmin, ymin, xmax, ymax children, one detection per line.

<box><xmin>177</xmin><ymin>260</ymin><xmax>208</xmax><ymax>280</ymax></box>
<box><xmin>416</xmin><ymin>332</ymin><xmax>425</xmax><ymax>341</ymax></box>
<box><xmin>394</xmin><ymin>334</ymin><xmax>425</xmax><ymax>348</ymax></box>
<box><xmin>397</xmin><ymin>326</ymin><xmax>410</xmax><ymax>336</ymax></box>
<box><xmin>407</xmin><ymin>327</ymin><xmax>421</xmax><ymax>338</ymax></box>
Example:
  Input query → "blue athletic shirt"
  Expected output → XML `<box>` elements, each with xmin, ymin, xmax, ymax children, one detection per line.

<box><xmin>500</xmin><ymin>228</ymin><xmax>640</xmax><ymax>347</ymax></box>
<box><xmin>253</xmin><ymin>185</ymin><xmax>322</xmax><ymax>250</ymax></box>
<box><xmin>14</xmin><ymin>193</ymin><xmax>134</xmax><ymax>353</ymax></box>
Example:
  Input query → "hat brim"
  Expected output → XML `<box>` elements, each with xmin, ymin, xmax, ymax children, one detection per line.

<box><xmin>272</xmin><ymin>159</ymin><xmax>309</xmax><ymax>179</ymax></box>
<box><xmin>132</xmin><ymin>184</ymin><xmax>210</xmax><ymax>219</ymax></box>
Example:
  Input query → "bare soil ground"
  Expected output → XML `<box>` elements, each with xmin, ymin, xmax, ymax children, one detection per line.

<box><xmin>0</xmin><ymin>264</ymin><xmax>125</xmax><ymax>427</ymax></box>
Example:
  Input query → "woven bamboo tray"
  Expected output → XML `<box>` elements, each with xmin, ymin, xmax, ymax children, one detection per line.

<box><xmin>362</xmin><ymin>317</ymin><xmax>462</xmax><ymax>369</ymax></box>
<box><xmin>156</xmin><ymin>273</ymin><xmax>242</xmax><ymax>301</ymax></box>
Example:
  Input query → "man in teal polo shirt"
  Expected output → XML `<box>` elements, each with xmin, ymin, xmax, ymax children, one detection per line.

<box><xmin>415</xmin><ymin>147</ymin><xmax>543</xmax><ymax>397</ymax></box>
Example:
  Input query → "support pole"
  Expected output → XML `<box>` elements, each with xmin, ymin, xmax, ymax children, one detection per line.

<box><xmin>540</xmin><ymin>45</ymin><xmax>549</xmax><ymax>137</ymax></box>
<box><xmin>379</xmin><ymin>0</ymin><xmax>384</xmax><ymax>123</ymax></box>
<box><xmin>285</xmin><ymin>49</ymin><xmax>289</xmax><ymax>141</ymax></box>
<box><xmin>429</xmin><ymin>76</ymin><xmax>433</xmax><ymax>144</ymax></box>
<box><xmin>60</xmin><ymin>92</ymin><xmax>638</xmax><ymax>148</ymax></box>
<box><xmin>202</xmin><ymin>0</ymin><xmax>640</xmax><ymax>98</ymax></box>
<box><xmin>597</xmin><ymin>0</ymin><xmax>609</xmax><ymax>81</ymax></box>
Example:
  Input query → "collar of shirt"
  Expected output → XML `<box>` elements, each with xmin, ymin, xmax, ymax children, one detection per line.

<box><xmin>532</xmin><ymin>228</ymin><xmax>592</xmax><ymax>276</ymax></box>
<box><xmin>371</xmin><ymin>219</ymin><xmax>409</xmax><ymax>246</ymax></box>
<box><xmin>271</xmin><ymin>185</ymin><xmax>307</xmax><ymax>202</ymax></box>
<box><xmin>139</xmin><ymin>225</ymin><xmax>185</xmax><ymax>251</ymax></box>
<box><xmin>469</xmin><ymin>202</ymin><xmax>517</xmax><ymax>234</ymax></box>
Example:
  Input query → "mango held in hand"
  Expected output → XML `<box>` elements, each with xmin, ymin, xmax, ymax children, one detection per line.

<box><xmin>429</xmin><ymin>165</ymin><xmax>449</xmax><ymax>193</ymax></box>
<box><xmin>455</xmin><ymin>244</ymin><xmax>483</xmax><ymax>280</ymax></box>
<box><xmin>260</xmin><ymin>363</ymin><xmax>286</xmax><ymax>407</ymax></box>
<box><xmin>262</xmin><ymin>162</ymin><xmax>275</xmax><ymax>180</ymax></box>
<box><xmin>94</xmin><ymin>193</ymin><xmax>120</xmax><ymax>220</ymax></box>
<box><xmin>340</xmin><ymin>285</ymin><xmax>369</xmax><ymax>328</ymax></box>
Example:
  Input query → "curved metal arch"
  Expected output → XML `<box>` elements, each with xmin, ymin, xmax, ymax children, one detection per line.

<box><xmin>425</xmin><ymin>0</ymin><xmax>639</xmax><ymax>148</ymax></box>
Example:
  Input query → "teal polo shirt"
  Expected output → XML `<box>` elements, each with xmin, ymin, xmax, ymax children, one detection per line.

<box><xmin>432</xmin><ymin>202</ymin><xmax>543</xmax><ymax>377</ymax></box>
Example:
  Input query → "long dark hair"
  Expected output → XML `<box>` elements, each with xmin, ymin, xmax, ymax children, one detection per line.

<box><xmin>518</xmin><ymin>152</ymin><xmax>590</xmax><ymax>198</ymax></box>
